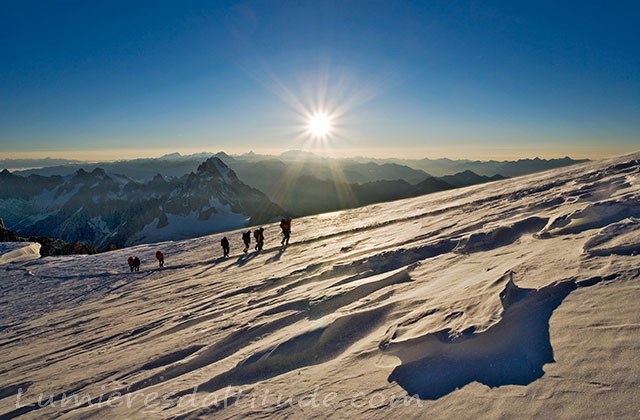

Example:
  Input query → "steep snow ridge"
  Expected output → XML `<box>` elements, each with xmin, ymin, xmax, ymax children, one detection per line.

<box><xmin>0</xmin><ymin>242</ymin><xmax>41</xmax><ymax>265</ymax></box>
<box><xmin>0</xmin><ymin>153</ymin><xmax>639</xmax><ymax>419</ymax></box>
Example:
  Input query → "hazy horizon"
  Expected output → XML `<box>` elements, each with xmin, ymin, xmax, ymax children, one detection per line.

<box><xmin>0</xmin><ymin>146</ymin><xmax>621</xmax><ymax>163</ymax></box>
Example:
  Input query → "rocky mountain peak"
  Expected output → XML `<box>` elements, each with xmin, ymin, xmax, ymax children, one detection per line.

<box><xmin>91</xmin><ymin>167</ymin><xmax>107</xmax><ymax>177</ymax></box>
<box><xmin>69</xmin><ymin>167</ymin><xmax>111</xmax><ymax>185</ymax></box>
<box><xmin>196</xmin><ymin>157</ymin><xmax>238</xmax><ymax>183</ymax></box>
<box><xmin>151</xmin><ymin>173</ymin><xmax>167</xmax><ymax>183</ymax></box>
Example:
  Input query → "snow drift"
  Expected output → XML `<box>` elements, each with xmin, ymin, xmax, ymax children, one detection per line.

<box><xmin>0</xmin><ymin>243</ymin><xmax>41</xmax><ymax>266</ymax></box>
<box><xmin>0</xmin><ymin>153</ymin><xmax>639</xmax><ymax>419</ymax></box>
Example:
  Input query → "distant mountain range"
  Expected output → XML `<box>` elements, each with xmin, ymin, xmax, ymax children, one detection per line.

<box><xmin>8</xmin><ymin>151</ymin><xmax>588</xmax><ymax>181</ymax></box>
<box><xmin>438</xmin><ymin>170</ymin><xmax>506</xmax><ymax>187</ymax></box>
<box><xmin>0</xmin><ymin>152</ymin><xmax>588</xmax><ymax>248</ymax></box>
<box><xmin>0</xmin><ymin>157</ymin><xmax>83</xmax><ymax>170</ymax></box>
<box><xmin>356</xmin><ymin>156</ymin><xmax>591</xmax><ymax>177</ymax></box>
<box><xmin>231</xmin><ymin>170</ymin><xmax>507</xmax><ymax>217</ymax></box>
<box><xmin>0</xmin><ymin>158</ymin><xmax>283</xmax><ymax>250</ymax></box>
<box><xmin>266</xmin><ymin>176</ymin><xmax>456</xmax><ymax>216</ymax></box>
<box><xmin>11</xmin><ymin>156</ymin><xmax>215</xmax><ymax>180</ymax></box>
<box><xmin>223</xmin><ymin>158</ymin><xmax>433</xmax><ymax>190</ymax></box>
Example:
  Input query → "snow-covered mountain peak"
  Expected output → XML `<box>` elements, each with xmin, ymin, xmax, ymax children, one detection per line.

<box><xmin>159</xmin><ymin>152</ymin><xmax>183</xmax><ymax>160</ymax></box>
<box><xmin>0</xmin><ymin>159</ymin><xmax>281</xmax><ymax>249</ymax></box>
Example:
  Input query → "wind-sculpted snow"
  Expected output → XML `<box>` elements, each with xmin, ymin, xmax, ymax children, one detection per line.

<box><xmin>538</xmin><ymin>198</ymin><xmax>640</xmax><ymax>237</ymax></box>
<box><xmin>1</xmin><ymin>153</ymin><xmax>639</xmax><ymax>419</ymax></box>
<box><xmin>382</xmin><ymin>271</ymin><xmax>619</xmax><ymax>400</ymax></box>
<box><xmin>582</xmin><ymin>218</ymin><xmax>640</xmax><ymax>256</ymax></box>
<box><xmin>181</xmin><ymin>305</ymin><xmax>393</xmax><ymax>396</ymax></box>
<box><xmin>453</xmin><ymin>217</ymin><xmax>548</xmax><ymax>254</ymax></box>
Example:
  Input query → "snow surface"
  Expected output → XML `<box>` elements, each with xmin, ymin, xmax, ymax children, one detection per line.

<box><xmin>0</xmin><ymin>243</ymin><xmax>41</xmax><ymax>266</ymax></box>
<box><xmin>1</xmin><ymin>153</ymin><xmax>640</xmax><ymax>419</ymax></box>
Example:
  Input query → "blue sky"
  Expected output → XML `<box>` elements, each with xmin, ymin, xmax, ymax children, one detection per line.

<box><xmin>1</xmin><ymin>0</ymin><xmax>638</xmax><ymax>159</ymax></box>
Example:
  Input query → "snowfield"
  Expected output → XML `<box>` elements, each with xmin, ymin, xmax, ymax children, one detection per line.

<box><xmin>1</xmin><ymin>153</ymin><xmax>639</xmax><ymax>419</ymax></box>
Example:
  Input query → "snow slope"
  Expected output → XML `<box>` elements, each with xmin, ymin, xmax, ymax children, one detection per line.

<box><xmin>0</xmin><ymin>153</ymin><xmax>639</xmax><ymax>419</ymax></box>
<box><xmin>0</xmin><ymin>243</ymin><xmax>41</xmax><ymax>266</ymax></box>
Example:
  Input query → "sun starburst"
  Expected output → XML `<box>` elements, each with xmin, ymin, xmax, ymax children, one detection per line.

<box><xmin>307</xmin><ymin>113</ymin><xmax>333</xmax><ymax>139</ymax></box>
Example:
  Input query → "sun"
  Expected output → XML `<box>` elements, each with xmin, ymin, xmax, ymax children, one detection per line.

<box><xmin>307</xmin><ymin>113</ymin><xmax>333</xmax><ymax>138</ymax></box>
